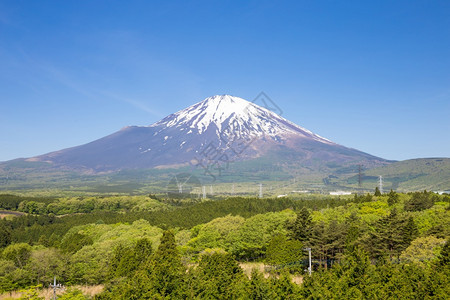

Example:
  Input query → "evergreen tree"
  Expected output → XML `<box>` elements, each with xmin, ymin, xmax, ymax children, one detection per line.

<box><xmin>436</xmin><ymin>239</ymin><xmax>450</xmax><ymax>267</ymax></box>
<box><xmin>309</xmin><ymin>220</ymin><xmax>348</xmax><ymax>268</ymax></box>
<box><xmin>113</xmin><ymin>238</ymin><xmax>154</xmax><ymax>278</ymax></box>
<box><xmin>401</xmin><ymin>216</ymin><xmax>418</xmax><ymax>249</ymax></box>
<box><xmin>194</xmin><ymin>251</ymin><xmax>247</xmax><ymax>299</ymax></box>
<box><xmin>309</xmin><ymin>222</ymin><xmax>327</xmax><ymax>268</ymax></box>
<box><xmin>404</xmin><ymin>191</ymin><xmax>434</xmax><ymax>211</ymax></box>
<box><xmin>148</xmin><ymin>230</ymin><xmax>185</xmax><ymax>298</ymax></box>
<box><xmin>269</xmin><ymin>272</ymin><xmax>298</xmax><ymax>299</ymax></box>
<box><xmin>387</xmin><ymin>189</ymin><xmax>399</xmax><ymax>206</ymax></box>
<box><xmin>249</xmin><ymin>269</ymin><xmax>271</xmax><ymax>300</ymax></box>
<box><xmin>37</xmin><ymin>235</ymin><xmax>50</xmax><ymax>247</ymax></box>
<box><xmin>265</xmin><ymin>234</ymin><xmax>303</xmax><ymax>271</ymax></box>
<box><xmin>120</xmin><ymin>270</ymin><xmax>152</xmax><ymax>300</ymax></box>
<box><xmin>133</xmin><ymin>238</ymin><xmax>153</xmax><ymax>264</ymax></box>
<box><xmin>334</xmin><ymin>246</ymin><xmax>373</xmax><ymax>298</ymax></box>
<box><xmin>0</xmin><ymin>223</ymin><xmax>11</xmax><ymax>248</ymax></box>
<box><xmin>60</xmin><ymin>232</ymin><xmax>93</xmax><ymax>254</ymax></box>
<box><xmin>374</xmin><ymin>187</ymin><xmax>381</xmax><ymax>196</ymax></box>
<box><xmin>108</xmin><ymin>244</ymin><xmax>127</xmax><ymax>279</ymax></box>
<box><xmin>365</xmin><ymin>209</ymin><xmax>407</xmax><ymax>259</ymax></box>
<box><xmin>288</xmin><ymin>207</ymin><xmax>312</xmax><ymax>242</ymax></box>
<box><xmin>345</xmin><ymin>212</ymin><xmax>362</xmax><ymax>252</ymax></box>
<box><xmin>325</xmin><ymin>219</ymin><xmax>348</xmax><ymax>261</ymax></box>
<box><xmin>115</xmin><ymin>247</ymin><xmax>135</xmax><ymax>278</ymax></box>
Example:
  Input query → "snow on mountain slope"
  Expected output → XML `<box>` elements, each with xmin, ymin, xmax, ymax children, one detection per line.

<box><xmin>151</xmin><ymin>95</ymin><xmax>333</xmax><ymax>145</ymax></box>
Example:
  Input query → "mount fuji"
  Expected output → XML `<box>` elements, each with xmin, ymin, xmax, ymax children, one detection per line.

<box><xmin>20</xmin><ymin>95</ymin><xmax>388</xmax><ymax>176</ymax></box>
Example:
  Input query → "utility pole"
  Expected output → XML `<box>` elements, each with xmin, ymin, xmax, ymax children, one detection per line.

<box><xmin>202</xmin><ymin>186</ymin><xmax>206</xmax><ymax>199</ymax></box>
<box><xmin>304</xmin><ymin>248</ymin><xmax>312</xmax><ymax>276</ymax></box>
<box><xmin>49</xmin><ymin>276</ymin><xmax>62</xmax><ymax>300</ymax></box>
<box><xmin>379</xmin><ymin>175</ymin><xmax>383</xmax><ymax>194</ymax></box>
<box><xmin>358</xmin><ymin>165</ymin><xmax>363</xmax><ymax>188</ymax></box>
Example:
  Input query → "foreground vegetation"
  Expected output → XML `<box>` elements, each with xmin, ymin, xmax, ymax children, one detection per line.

<box><xmin>0</xmin><ymin>190</ymin><xmax>449</xmax><ymax>299</ymax></box>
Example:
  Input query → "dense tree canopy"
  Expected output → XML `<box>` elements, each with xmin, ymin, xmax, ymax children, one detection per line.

<box><xmin>0</xmin><ymin>191</ymin><xmax>448</xmax><ymax>298</ymax></box>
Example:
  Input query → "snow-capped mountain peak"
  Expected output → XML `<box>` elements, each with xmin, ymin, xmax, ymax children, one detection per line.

<box><xmin>151</xmin><ymin>95</ymin><xmax>333</xmax><ymax>144</ymax></box>
<box><xmin>152</xmin><ymin>95</ymin><xmax>251</xmax><ymax>132</ymax></box>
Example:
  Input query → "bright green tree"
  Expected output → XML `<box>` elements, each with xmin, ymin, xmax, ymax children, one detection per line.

<box><xmin>2</xmin><ymin>243</ymin><xmax>32</xmax><ymax>268</ymax></box>
<box><xmin>58</xmin><ymin>288</ymin><xmax>88</xmax><ymax>300</ymax></box>
<box><xmin>26</xmin><ymin>248</ymin><xmax>65</xmax><ymax>285</ymax></box>
<box><xmin>18</xmin><ymin>285</ymin><xmax>44</xmax><ymax>300</ymax></box>
<box><xmin>400</xmin><ymin>236</ymin><xmax>446</xmax><ymax>263</ymax></box>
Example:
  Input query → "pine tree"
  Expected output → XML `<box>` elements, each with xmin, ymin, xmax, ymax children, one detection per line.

<box><xmin>194</xmin><ymin>251</ymin><xmax>247</xmax><ymax>299</ymax></box>
<box><xmin>401</xmin><ymin>216</ymin><xmax>418</xmax><ymax>250</ymax></box>
<box><xmin>332</xmin><ymin>246</ymin><xmax>373</xmax><ymax>298</ymax></box>
<box><xmin>366</xmin><ymin>209</ymin><xmax>415</xmax><ymax>259</ymax></box>
<box><xmin>288</xmin><ymin>207</ymin><xmax>312</xmax><ymax>242</ymax></box>
<box><xmin>404</xmin><ymin>191</ymin><xmax>434</xmax><ymax>211</ymax></box>
<box><xmin>345</xmin><ymin>212</ymin><xmax>362</xmax><ymax>252</ymax></box>
<box><xmin>249</xmin><ymin>269</ymin><xmax>270</xmax><ymax>300</ymax></box>
<box><xmin>269</xmin><ymin>272</ymin><xmax>298</xmax><ymax>299</ymax></box>
<box><xmin>0</xmin><ymin>223</ymin><xmax>12</xmax><ymax>248</ymax></box>
<box><xmin>387</xmin><ymin>189</ymin><xmax>399</xmax><ymax>206</ymax></box>
<box><xmin>108</xmin><ymin>244</ymin><xmax>128</xmax><ymax>279</ymax></box>
<box><xmin>265</xmin><ymin>234</ymin><xmax>303</xmax><ymax>270</ymax></box>
<box><xmin>133</xmin><ymin>238</ymin><xmax>153</xmax><ymax>267</ymax></box>
<box><xmin>148</xmin><ymin>230</ymin><xmax>185</xmax><ymax>298</ymax></box>
<box><xmin>374</xmin><ymin>187</ymin><xmax>381</xmax><ymax>196</ymax></box>
<box><xmin>436</xmin><ymin>239</ymin><xmax>450</xmax><ymax>267</ymax></box>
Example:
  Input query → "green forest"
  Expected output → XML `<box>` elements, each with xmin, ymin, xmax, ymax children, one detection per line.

<box><xmin>0</xmin><ymin>190</ymin><xmax>449</xmax><ymax>299</ymax></box>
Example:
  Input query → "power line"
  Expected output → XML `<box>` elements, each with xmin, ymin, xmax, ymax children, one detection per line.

<box><xmin>358</xmin><ymin>164</ymin><xmax>363</xmax><ymax>188</ymax></box>
<box><xmin>379</xmin><ymin>175</ymin><xmax>383</xmax><ymax>194</ymax></box>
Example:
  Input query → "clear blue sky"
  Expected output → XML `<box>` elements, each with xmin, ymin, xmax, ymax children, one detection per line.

<box><xmin>1</xmin><ymin>0</ymin><xmax>449</xmax><ymax>162</ymax></box>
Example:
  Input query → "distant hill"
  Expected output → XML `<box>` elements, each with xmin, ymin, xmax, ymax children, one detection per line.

<box><xmin>361</xmin><ymin>158</ymin><xmax>450</xmax><ymax>192</ymax></box>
